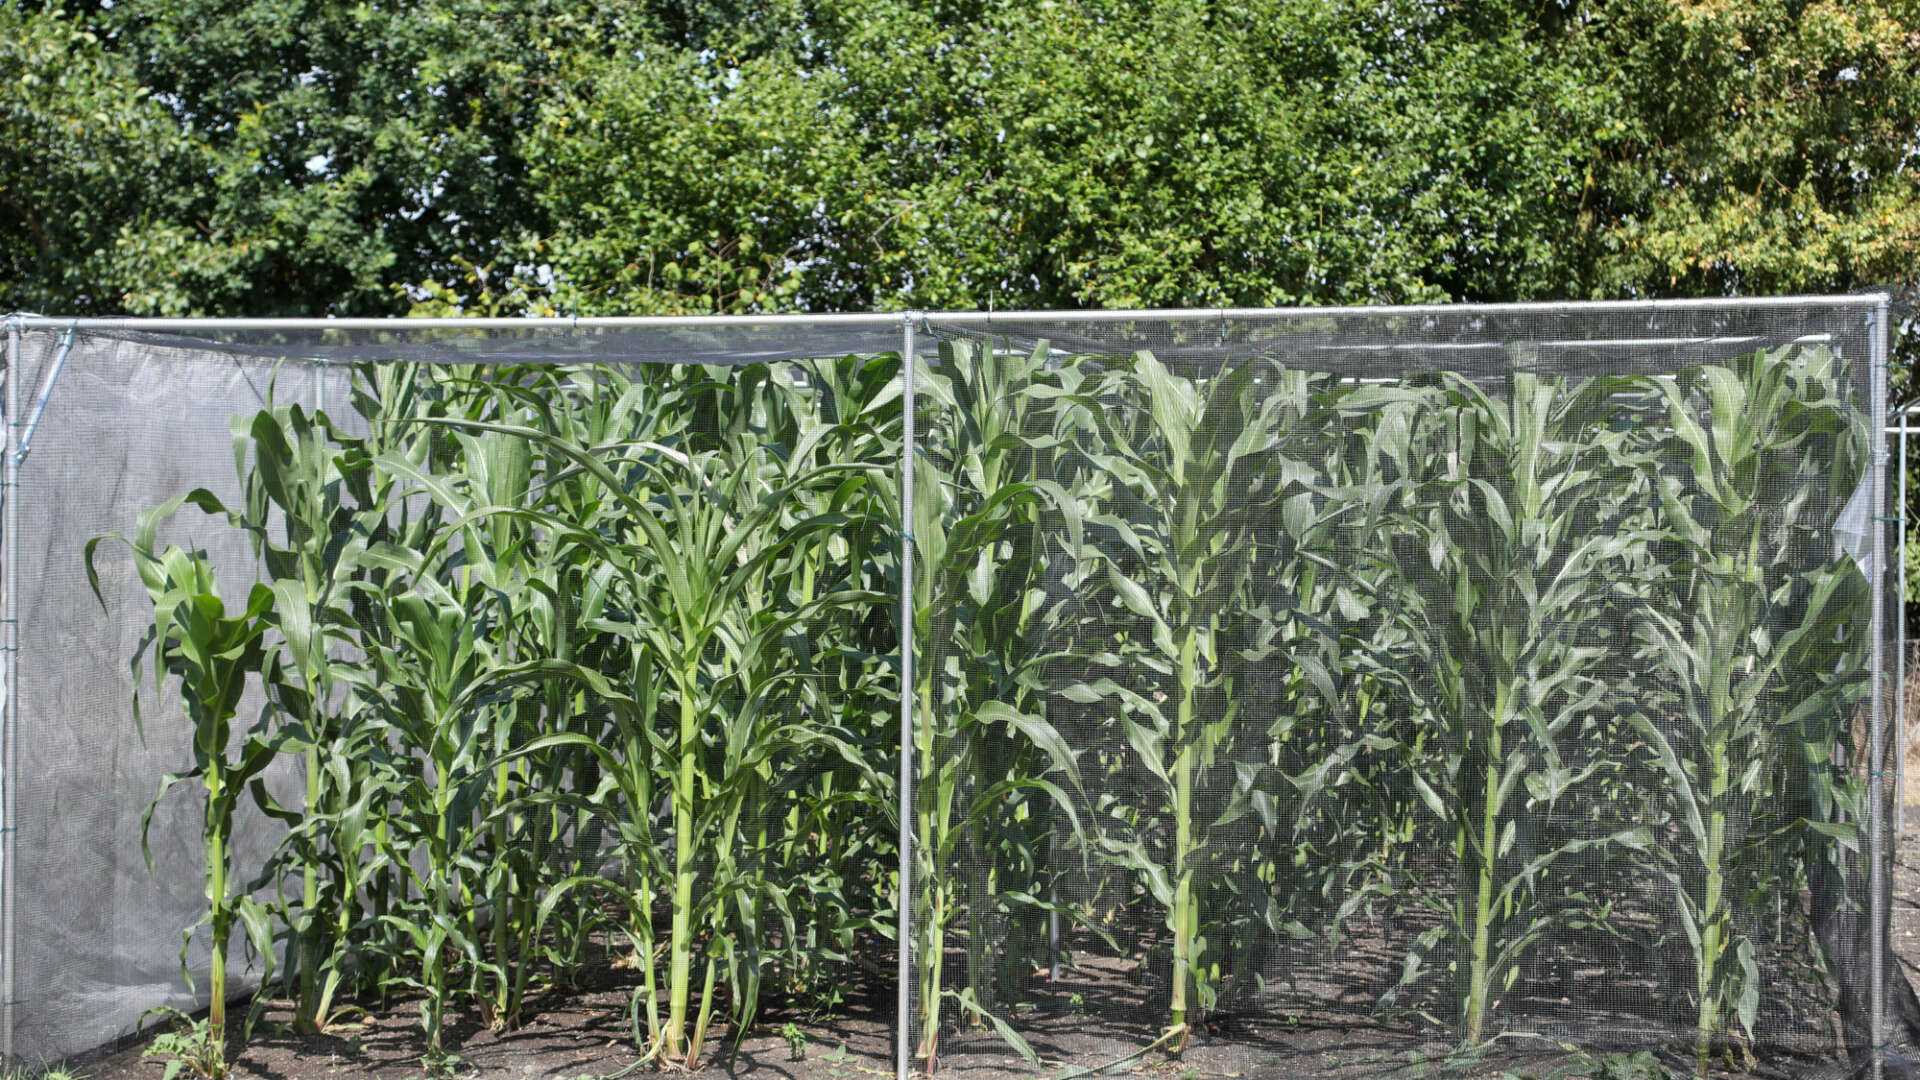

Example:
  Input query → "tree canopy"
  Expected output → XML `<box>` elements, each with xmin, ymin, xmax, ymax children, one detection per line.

<box><xmin>2</xmin><ymin>0</ymin><xmax>1916</xmax><ymax>316</ymax></box>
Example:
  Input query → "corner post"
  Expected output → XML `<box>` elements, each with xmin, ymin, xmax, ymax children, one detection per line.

<box><xmin>897</xmin><ymin>313</ymin><xmax>917</xmax><ymax>1080</ymax></box>
<box><xmin>2</xmin><ymin>315</ymin><xmax>21</xmax><ymax>1065</ymax></box>
<box><xmin>1871</xmin><ymin>296</ymin><xmax>1891</xmax><ymax>1080</ymax></box>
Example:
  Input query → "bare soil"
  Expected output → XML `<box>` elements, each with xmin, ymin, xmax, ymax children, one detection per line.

<box><xmin>64</xmin><ymin>827</ymin><xmax>1920</xmax><ymax>1080</ymax></box>
<box><xmin>67</xmin><ymin>959</ymin><xmax>900</xmax><ymax>1080</ymax></box>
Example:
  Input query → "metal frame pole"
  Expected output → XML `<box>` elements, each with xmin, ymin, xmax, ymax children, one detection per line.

<box><xmin>3</xmin><ymin>316</ymin><xmax>21</xmax><ymax>1063</ymax></box>
<box><xmin>9</xmin><ymin>312</ymin><xmax>911</xmax><ymax>332</ymax></box>
<box><xmin>6</xmin><ymin>292</ymin><xmax>1889</xmax><ymax>334</ymax></box>
<box><xmin>896</xmin><ymin>314</ymin><xmax>916</xmax><ymax>1080</ymax></box>
<box><xmin>1870</xmin><ymin>298</ymin><xmax>1891</xmax><ymax>1080</ymax></box>
<box><xmin>1900</xmin><ymin>399</ymin><xmax>1909</xmax><ymax>832</ymax></box>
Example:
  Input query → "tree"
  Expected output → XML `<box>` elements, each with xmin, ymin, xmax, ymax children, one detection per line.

<box><xmin>0</xmin><ymin>4</ymin><xmax>188</xmax><ymax>313</ymax></box>
<box><xmin>498</xmin><ymin>0</ymin><xmax>1920</xmax><ymax>314</ymax></box>
<box><xmin>6</xmin><ymin>0</ymin><xmax>1919</xmax><ymax>320</ymax></box>
<box><xmin>1574</xmin><ymin>0</ymin><xmax>1920</xmax><ymax>296</ymax></box>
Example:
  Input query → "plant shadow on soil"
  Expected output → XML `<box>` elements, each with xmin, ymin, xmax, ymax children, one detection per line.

<box><xmin>71</xmin><ymin>952</ymin><xmax>899</xmax><ymax>1080</ymax></box>
<box><xmin>62</xmin><ymin>949</ymin><xmax>1853</xmax><ymax>1080</ymax></box>
<box><xmin>69</xmin><ymin>824</ymin><xmax>1920</xmax><ymax>1080</ymax></box>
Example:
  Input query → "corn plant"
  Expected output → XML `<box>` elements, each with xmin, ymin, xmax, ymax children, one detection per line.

<box><xmin>488</xmin><ymin>356</ymin><xmax>902</xmax><ymax>1060</ymax></box>
<box><xmin>87</xmin><ymin>499</ymin><xmax>283</xmax><ymax>1077</ymax></box>
<box><xmin>909</xmin><ymin>337</ymin><xmax>1091</xmax><ymax>1071</ymax></box>
<box><xmin>100</xmin><ymin>334</ymin><xmax>1900</xmax><ymax>1076</ymax></box>
<box><xmin>428</xmin><ymin>383</ymin><xmax>884</xmax><ymax>1066</ymax></box>
<box><xmin>203</xmin><ymin>398</ymin><xmax>385</xmax><ymax>1034</ymax></box>
<box><xmin>1633</xmin><ymin>345</ymin><xmax>1873</xmax><ymax>1072</ymax></box>
<box><xmin>777</xmin><ymin>353</ymin><xmax>903</xmax><ymax>999</ymax></box>
<box><xmin>131</xmin><ymin>356</ymin><xmax>906</xmax><ymax>1065</ymax></box>
<box><xmin>1042</xmin><ymin>352</ymin><xmax>1328</xmax><ymax>1041</ymax></box>
<box><xmin>440</xmin><ymin>402</ymin><xmax>590</xmax><ymax>1031</ymax></box>
<box><xmin>1358</xmin><ymin>372</ymin><xmax>1657</xmax><ymax>1047</ymax></box>
<box><xmin>1242</xmin><ymin>378</ymin><xmax>1431</xmax><ymax>980</ymax></box>
<box><xmin>359</xmin><ymin>405</ymin><xmax>647</xmax><ymax>1056</ymax></box>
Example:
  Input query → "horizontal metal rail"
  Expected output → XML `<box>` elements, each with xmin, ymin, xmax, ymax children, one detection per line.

<box><xmin>927</xmin><ymin>295</ymin><xmax>1890</xmax><ymax>323</ymax></box>
<box><xmin>1</xmin><ymin>293</ymin><xmax>1891</xmax><ymax>335</ymax></box>
<box><xmin>0</xmin><ymin>312</ymin><xmax>905</xmax><ymax>332</ymax></box>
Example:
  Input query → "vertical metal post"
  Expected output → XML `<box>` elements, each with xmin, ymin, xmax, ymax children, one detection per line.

<box><xmin>1870</xmin><ymin>298</ymin><xmax>1890</xmax><ymax>1080</ymax></box>
<box><xmin>896</xmin><ymin>315</ymin><xmax>916</xmax><ymax>1080</ymax></box>
<box><xmin>3</xmin><ymin>317</ymin><xmax>20</xmax><ymax>1064</ymax></box>
<box><xmin>1900</xmin><ymin>400</ymin><xmax>1909</xmax><ymax>832</ymax></box>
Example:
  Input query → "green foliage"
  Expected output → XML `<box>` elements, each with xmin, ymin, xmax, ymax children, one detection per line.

<box><xmin>1576</xmin><ymin>1</ymin><xmax>1920</xmax><ymax>296</ymax></box>
<box><xmin>1051</xmin><ymin>351</ymin><xmax>1333</xmax><ymax>1038</ymax></box>
<box><xmin>0</xmin><ymin>1063</ymin><xmax>84</xmax><ymax>1080</ymax></box>
<box><xmin>11</xmin><ymin>0</ymin><xmax>634</xmax><ymax>315</ymax></box>
<box><xmin>8</xmin><ymin>0</ymin><xmax>1918</xmax><ymax>315</ymax></box>
<box><xmin>89</xmin><ymin>508</ymin><xmax>284</xmax><ymax>1078</ymax></box>
<box><xmin>905</xmin><ymin>338</ymin><xmax>1871</xmax><ymax>1067</ymax></box>
<box><xmin>100</xmin><ymin>339</ymin><xmax>1875</xmax><ymax>1071</ymax></box>
<box><xmin>782</xmin><ymin>1021</ymin><xmax>806</xmax><ymax>1060</ymax></box>
<box><xmin>524</xmin><ymin>46</ymin><xmax>828</xmax><ymax>316</ymax></box>
<box><xmin>1353</xmin><ymin>372</ymin><xmax>1661</xmax><ymax>1046</ymax></box>
<box><xmin>95</xmin><ymin>357</ymin><xmax>903</xmax><ymax>1066</ymax></box>
<box><xmin>907</xmin><ymin>338</ymin><xmax>1086</xmax><ymax>1069</ymax></box>
<box><xmin>1493</xmin><ymin>1048</ymin><xmax>1676</xmax><ymax>1080</ymax></box>
<box><xmin>0</xmin><ymin>3</ymin><xmax>189</xmax><ymax>313</ymax></box>
<box><xmin>140</xmin><ymin>1011</ymin><xmax>226</xmax><ymax>1080</ymax></box>
<box><xmin>1633</xmin><ymin>347</ymin><xmax>1870</xmax><ymax>1071</ymax></box>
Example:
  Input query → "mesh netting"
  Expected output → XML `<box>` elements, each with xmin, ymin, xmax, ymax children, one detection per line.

<box><xmin>907</xmin><ymin>302</ymin><xmax>1898</xmax><ymax>1078</ymax></box>
<box><xmin>3</xmin><ymin>332</ymin><xmax>324</xmax><ymax>1059</ymax></box>
<box><xmin>97</xmin><ymin>318</ymin><xmax>905</xmax><ymax>368</ymax></box>
<box><xmin>0</xmin><ymin>300</ymin><xmax>1901</xmax><ymax>1078</ymax></box>
<box><xmin>1</xmin><ymin>329</ymin><xmax>905</xmax><ymax>1065</ymax></box>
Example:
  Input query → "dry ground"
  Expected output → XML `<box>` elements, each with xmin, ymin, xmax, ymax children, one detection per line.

<box><xmin>65</xmin><ymin>856</ymin><xmax>1913</xmax><ymax>1080</ymax></box>
<box><xmin>61</xmin><ymin>698</ymin><xmax>1920</xmax><ymax>1080</ymax></box>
